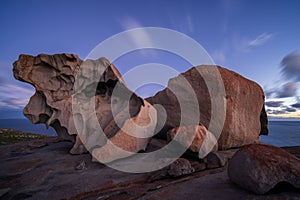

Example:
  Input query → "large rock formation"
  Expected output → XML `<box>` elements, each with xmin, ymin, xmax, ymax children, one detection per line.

<box><xmin>147</xmin><ymin>66</ymin><xmax>268</xmax><ymax>149</ymax></box>
<box><xmin>13</xmin><ymin>54</ymin><xmax>157</xmax><ymax>162</ymax></box>
<box><xmin>13</xmin><ymin>54</ymin><xmax>82</xmax><ymax>141</ymax></box>
<box><xmin>228</xmin><ymin>144</ymin><xmax>300</xmax><ymax>194</ymax></box>
<box><xmin>13</xmin><ymin>53</ymin><xmax>268</xmax><ymax>162</ymax></box>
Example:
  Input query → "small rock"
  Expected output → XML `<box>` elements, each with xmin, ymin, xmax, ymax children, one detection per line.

<box><xmin>27</xmin><ymin>140</ymin><xmax>48</xmax><ymax>150</ymax></box>
<box><xmin>190</xmin><ymin>161</ymin><xmax>206</xmax><ymax>172</ymax></box>
<box><xmin>228</xmin><ymin>144</ymin><xmax>300</xmax><ymax>194</ymax></box>
<box><xmin>75</xmin><ymin>161</ymin><xmax>87</xmax><ymax>170</ymax></box>
<box><xmin>205</xmin><ymin>152</ymin><xmax>227</xmax><ymax>169</ymax></box>
<box><xmin>167</xmin><ymin>158</ymin><xmax>194</xmax><ymax>177</ymax></box>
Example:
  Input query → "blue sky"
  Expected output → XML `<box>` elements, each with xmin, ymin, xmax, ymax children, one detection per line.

<box><xmin>0</xmin><ymin>0</ymin><xmax>300</xmax><ymax>119</ymax></box>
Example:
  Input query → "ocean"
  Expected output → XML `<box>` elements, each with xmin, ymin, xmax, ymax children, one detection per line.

<box><xmin>0</xmin><ymin>119</ymin><xmax>299</xmax><ymax>147</ymax></box>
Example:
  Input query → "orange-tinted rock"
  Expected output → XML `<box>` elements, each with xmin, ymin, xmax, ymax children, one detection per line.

<box><xmin>147</xmin><ymin>66</ymin><xmax>268</xmax><ymax>149</ymax></box>
<box><xmin>228</xmin><ymin>144</ymin><xmax>300</xmax><ymax>194</ymax></box>
<box><xmin>167</xmin><ymin>125</ymin><xmax>218</xmax><ymax>158</ymax></box>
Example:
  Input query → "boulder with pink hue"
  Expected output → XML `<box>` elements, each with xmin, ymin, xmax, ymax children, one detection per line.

<box><xmin>228</xmin><ymin>144</ymin><xmax>300</xmax><ymax>194</ymax></box>
<box><xmin>147</xmin><ymin>66</ymin><xmax>268</xmax><ymax>150</ymax></box>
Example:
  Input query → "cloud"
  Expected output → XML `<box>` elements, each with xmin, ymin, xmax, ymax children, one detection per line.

<box><xmin>267</xmin><ymin>109</ymin><xmax>287</xmax><ymax>115</ymax></box>
<box><xmin>276</xmin><ymin>82</ymin><xmax>298</xmax><ymax>98</ymax></box>
<box><xmin>281</xmin><ymin>51</ymin><xmax>300</xmax><ymax>81</ymax></box>
<box><xmin>0</xmin><ymin>82</ymin><xmax>33</xmax><ymax>110</ymax></box>
<box><xmin>248</xmin><ymin>33</ymin><xmax>275</xmax><ymax>47</ymax></box>
<box><xmin>291</xmin><ymin>103</ymin><xmax>300</xmax><ymax>108</ymax></box>
<box><xmin>120</xmin><ymin>16</ymin><xmax>143</xmax><ymax>30</ymax></box>
<box><xmin>0</xmin><ymin>98</ymin><xmax>29</xmax><ymax>109</ymax></box>
<box><xmin>267</xmin><ymin>106</ymin><xmax>297</xmax><ymax>115</ymax></box>
<box><xmin>265</xmin><ymin>101</ymin><xmax>284</xmax><ymax>107</ymax></box>
<box><xmin>228</xmin><ymin>32</ymin><xmax>276</xmax><ymax>54</ymax></box>
<box><xmin>186</xmin><ymin>14</ymin><xmax>194</xmax><ymax>33</ymax></box>
<box><xmin>118</xmin><ymin>16</ymin><xmax>156</xmax><ymax>57</ymax></box>
<box><xmin>211</xmin><ymin>51</ymin><xmax>226</xmax><ymax>65</ymax></box>
<box><xmin>285</xmin><ymin>107</ymin><xmax>297</xmax><ymax>112</ymax></box>
<box><xmin>266</xmin><ymin>82</ymin><xmax>298</xmax><ymax>98</ymax></box>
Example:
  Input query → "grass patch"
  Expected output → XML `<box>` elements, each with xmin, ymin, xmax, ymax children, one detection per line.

<box><xmin>0</xmin><ymin>128</ymin><xmax>54</xmax><ymax>145</ymax></box>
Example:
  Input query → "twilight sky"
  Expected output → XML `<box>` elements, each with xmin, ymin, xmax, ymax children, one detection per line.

<box><xmin>0</xmin><ymin>0</ymin><xmax>300</xmax><ymax>119</ymax></box>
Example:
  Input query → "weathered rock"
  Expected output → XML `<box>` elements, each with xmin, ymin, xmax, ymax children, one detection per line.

<box><xmin>150</xmin><ymin>158</ymin><xmax>195</xmax><ymax>181</ymax></box>
<box><xmin>13</xmin><ymin>53</ymin><xmax>268</xmax><ymax>163</ymax></box>
<box><xmin>205</xmin><ymin>152</ymin><xmax>227</xmax><ymax>169</ymax></box>
<box><xmin>228</xmin><ymin>144</ymin><xmax>300</xmax><ymax>194</ymax></box>
<box><xmin>167</xmin><ymin>158</ymin><xmax>194</xmax><ymax>177</ymax></box>
<box><xmin>147</xmin><ymin>66</ymin><xmax>268</xmax><ymax>150</ymax></box>
<box><xmin>13</xmin><ymin>54</ymin><xmax>82</xmax><ymax>142</ymax></box>
<box><xmin>167</xmin><ymin>125</ymin><xmax>218</xmax><ymax>158</ymax></box>
<box><xmin>13</xmin><ymin>54</ymin><xmax>156</xmax><ymax>162</ymax></box>
<box><xmin>91</xmin><ymin>100</ymin><xmax>157</xmax><ymax>163</ymax></box>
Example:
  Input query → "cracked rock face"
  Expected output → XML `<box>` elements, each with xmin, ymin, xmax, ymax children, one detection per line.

<box><xmin>13</xmin><ymin>54</ymin><xmax>157</xmax><ymax>162</ymax></box>
<box><xmin>228</xmin><ymin>144</ymin><xmax>300</xmax><ymax>194</ymax></box>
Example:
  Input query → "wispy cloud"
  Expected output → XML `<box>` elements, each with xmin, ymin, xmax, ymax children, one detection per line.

<box><xmin>267</xmin><ymin>106</ymin><xmax>297</xmax><ymax>115</ymax></box>
<box><xmin>120</xmin><ymin>16</ymin><xmax>143</xmax><ymax>30</ymax></box>
<box><xmin>0</xmin><ymin>83</ymin><xmax>33</xmax><ymax>109</ymax></box>
<box><xmin>186</xmin><ymin>14</ymin><xmax>193</xmax><ymax>33</ymax></box>
<box><xmin>265</xmin><ymin>101</ymin><xmax>284</xmax><ymax>108</ymax></box>
<box><xmin>281</xmin><ymin>50</ymin><xmax>300</xmax><ymax>81</ymax></box>
<box><xmin>211</xmin><ymin>50</ymin><xmax>226</xmax><ymax>65</ymax></box>
<box><xmin>248</xmin><ymin>32</ymin><xmax>275</xmax><ymax>47</ymax></box>
<box><xmin>119</xmin><ymin>17</ymin><xmax>152</xmax><ymax>46</ymax></box>
<box><xmin>0</xmin><ymin>97</ymin><xmax>29</xmax><ymax>109</ymax></box>
<box><xmin>212</xmin><ymin>32</ymin><xmax>276</xmax><ymax>64</ymax></box>
<box><xmin>266</xmin><ymin>82</ymin><xmax>298</xmax><ymax>98</ymax></box>
<box><xmin>276</xmin><ymin>82</ymin><xmax>298</xmax><ymax>98</ymax></box>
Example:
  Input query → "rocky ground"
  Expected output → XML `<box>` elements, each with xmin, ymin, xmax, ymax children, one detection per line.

<box><xmin>0</xmin><ymin>129</ymin><xmax>299</xmax><ymax>200</ymax></box>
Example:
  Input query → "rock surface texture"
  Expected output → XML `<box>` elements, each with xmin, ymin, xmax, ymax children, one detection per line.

<box><xmin>13</xmin><ymin>53</ymin><xmax>268</xmax><ymax>161</ymax></box>
<box><xmin>147</xmin><ymin>66</ymin><xmax>268</xmax><ymax>149</ymax></box>
<box><xmin>0</xmin><ymin>137</ymin><xmax>299</xmax><ymax>199</ymax></box>
<box><xmin>228</xmin><ymin>144</ymin><xmax>300</xmax><ymax>194</ymax></box>
<box><xmin>167</xmin><ymin>125</ymin><xmax>218</xmax><ymax>158</ymax></box>
<box><xmin>13</xmin><ymin>54</ymin><xmax>157</xmax><ymax>162</ymax></box>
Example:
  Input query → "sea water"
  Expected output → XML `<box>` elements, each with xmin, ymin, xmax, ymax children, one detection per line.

<box><xmin>260</xmin><ymin>120</ymin><xmax>300</xmax><ymax>147</ymax></box>
<box><xmin>0</xmin><ymin>119</ymin><xmax>299</xmax><ymax>147</ymax></box>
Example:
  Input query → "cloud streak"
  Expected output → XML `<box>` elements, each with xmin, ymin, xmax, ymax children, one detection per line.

<box><xmin>265</xmin><ymin>101</ymin><xmax>284</xmax><ymax>107</ymax></box>
<box><xmin>0</xmin><ymin>83</ymin><xmax>33</xmax><ymax>110</ymax></box>
<box><xmin>276</xmin><ymin>82</ymin><xmax>298</xmax><ymax>98</ymax></box>
<box><xmin>248</xmin><ymin>32</ymin><xmax>275</xmax><ymax>47</ymax></box>
<box><xmin>281</xmin><ymin>51</ymin><xmax>300</xmax><ymax>81</ymax></box>
<box><xmin>267</xmin><ymin>106</ymin><xmax>297</xmax><ymax>115</ymax></box>
<box><xmin>266</xmin><ymin>82</ymin><xmax>298</xmax><ymax>98</ymax></box>
<box><xmin>291</xmin><ymin>103</ymin><xmax>300</xmax><ymax>108</ymax></box>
